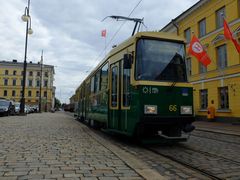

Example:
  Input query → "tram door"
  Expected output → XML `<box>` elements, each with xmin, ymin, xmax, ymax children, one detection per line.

<box><xmin>109</xmin><ymin>61</ymin><xmax>130</xmax><ymax>132</ymax></box>
<box><xmin>109</xmin><ymin>62</ymin><xmax>120</xmax><ymax>129</ymax></box>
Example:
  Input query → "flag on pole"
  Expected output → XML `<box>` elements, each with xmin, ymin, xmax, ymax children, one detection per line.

<box><xmin>188</xmin><ymin>35</ymin><xmax>211</xmax><ymax>67</ymax></box>
<box><xmin>223</xmin><ymin>19</ymin><xmax>240</xmax><ymax>53</ymax></box>
<box><xmin>101</xmin><ymin>29</ymin><xmax>106</xmax><ymax>37</ymax></box>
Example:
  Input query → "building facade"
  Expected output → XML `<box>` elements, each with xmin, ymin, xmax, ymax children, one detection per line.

<box><xmin>0</xmin><ymin>59</ymin><xmax>55</xmax><ymax>111</ymax></box>
<box><xmin>161</xmin><ymin>0</ymin><xmax>240</xmax><ymax>122</ymax></box>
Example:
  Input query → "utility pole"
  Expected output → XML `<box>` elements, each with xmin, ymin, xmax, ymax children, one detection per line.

<box><xmin>39</xmin><ymin>50</ymin><xmax>43</xmax><ymax>113</ymax></box>
<box><xmin>20</xmin><ymin>0</ymin><xmax>34</xmax><ymax>114</ymax></box>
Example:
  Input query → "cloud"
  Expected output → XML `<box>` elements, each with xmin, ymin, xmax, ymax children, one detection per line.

<box><xmin>0</xmin><ymin>0</ymin><xmax>198</xmax><ymax>103</ymax></box>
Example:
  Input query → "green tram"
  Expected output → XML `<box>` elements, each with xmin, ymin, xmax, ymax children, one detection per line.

<box><xmin>74</xmin><ymin>32</ymin><xmax>195</xmax><ymax>140</ymax></box>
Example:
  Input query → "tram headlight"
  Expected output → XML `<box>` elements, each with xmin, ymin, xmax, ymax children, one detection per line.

<box><xmin>144</xmin><ymin>105</ymin><xmax>157</xmax><ymax>114</ymax></box>
<box><xmin>180</xmin><ymin>106</ymin><xmax>192</xmax><ymax>115</ymax></box>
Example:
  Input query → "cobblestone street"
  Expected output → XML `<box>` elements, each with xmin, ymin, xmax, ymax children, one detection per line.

<box><xmin>0</xmin><ymin>112</ymin><xmax>161</xmax><ymax>180</ymax></box>
<box><xmin>1</xmin><ymin>112</ymin><xmax>240</xmax><ymax>180</ymax></box>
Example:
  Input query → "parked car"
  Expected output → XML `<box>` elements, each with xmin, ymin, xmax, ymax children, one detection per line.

<box><xmin>0</xmin><ymin>99</ymin><xmax>15</xmax><ymax>116</ymax></box>
<box><xmin>25</xmin><ymin>105</ymin><xmax>30</xmax><ymax>114</ymax></box>
<box><xmin>14</xmin><ymin>102</ymin><xmax>20</xmax><ymax>114</ymax></box>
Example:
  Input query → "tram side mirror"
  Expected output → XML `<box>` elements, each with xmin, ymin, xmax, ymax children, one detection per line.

<box><xmin>123</xmin><ymin>54</ymin><xmax>132</xmax><ymax>69</ymax></box>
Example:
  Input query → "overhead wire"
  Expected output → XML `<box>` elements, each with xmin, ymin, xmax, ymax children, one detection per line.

<box><xmin>84</xmin><ymin>0</ymin><xmax>144</xmax><ymax>75</ymax></box>
<box><xmin>66</xmin><ymin>0</ymin><xmax>144</xmax><ymax>98</ymax></box>
<box><xmin>69</xmin><ymin>0</ymin><xmax>144</xmax><ymax>93</ymax></box>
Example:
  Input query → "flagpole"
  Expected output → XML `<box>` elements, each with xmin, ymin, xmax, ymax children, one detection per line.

<box><xmin>101</xmin><ymin>29</ymin><xmax>107</xmax><ymax>56</ymax></box>
<box><xmin>104</xmin><ymin>35</ymin><xmax>106</xmax><ymax>56</ymax></box>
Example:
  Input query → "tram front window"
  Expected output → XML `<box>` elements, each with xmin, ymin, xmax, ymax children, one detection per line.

<box><xmin>136</xmin><ymin>39</ymin><xmax>187</xmax><ymax>82</ymax></box>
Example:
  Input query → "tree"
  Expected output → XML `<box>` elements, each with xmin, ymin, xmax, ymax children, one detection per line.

<box><xmin>54</xmin><ymin>97</ymin><xmax>61</xmax><ymax>109</ymax></box>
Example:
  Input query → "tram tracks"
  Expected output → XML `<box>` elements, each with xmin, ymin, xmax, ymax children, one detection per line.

<box><xmin>89</xmin><ymin>129</ymin><xmax>239</xmax><ymax>179</ymax></box>
<box><xmin>145</xmin><ymin>143</ymin><xmax>240</xmax><ymax>180</ymax></box>
<box><xmin>76</xmin><ymin>119</ymin><xmax>240</xmax><ymax>179</ymax></box>
<box><xmin>178</xmin><ymin>143</ymin><xmax>240</xmax><ymax>164</ymax></box>
<box><xmin>192</xmin><ymin>129</ymin><xmax>240</xmax><ymax>146</ymax></box>
<box><xmin>145</xmin><ymin>146</ymin><xmax>222</xmax><ymax>180</ymax></box>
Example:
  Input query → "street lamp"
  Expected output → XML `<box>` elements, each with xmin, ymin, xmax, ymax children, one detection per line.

<box><xmin>20</xmin><ymin>0</ymin><xmax>33</xmax><ymax>114</ymax></box>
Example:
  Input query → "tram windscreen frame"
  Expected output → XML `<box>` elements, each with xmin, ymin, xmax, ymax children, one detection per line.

<box><xmin>135</xmin><ymin>38</ymin><xmax>187</xmax><ymax>82</ymax></box>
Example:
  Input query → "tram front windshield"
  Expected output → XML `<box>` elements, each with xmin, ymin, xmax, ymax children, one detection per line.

<box><xmin>136</xmin><ymin>39</ymin><xmax>187</xmax><ymax>82</ymax></box>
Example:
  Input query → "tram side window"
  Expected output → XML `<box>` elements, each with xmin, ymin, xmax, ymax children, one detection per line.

<box><xmin>123</xmin><ymin>67</ymin><xmax>130</xmax><ymax>107</ymax></box>
<box><xmin>90</xmin><ymin>77</ymin><xmax>95</xmax><ymax>93</ymax></box>
<box><xmin>94</xmin><ymin>71</ymin><xmax>100</xmax><ymax>93</ymax></box>
<box><xmin>86</xmin><ymin>82</ymin><xmax>90</xmax><ymax>96</ymax></box>
<box><xmin>111</xmin><ymin>66</ymin><xmax>118</xmax><ymax>107</ymax></box>
<box><xmin>100</xmin><ymin>63</ymin><xmax>108</xmax><ymax>90</ymax></box>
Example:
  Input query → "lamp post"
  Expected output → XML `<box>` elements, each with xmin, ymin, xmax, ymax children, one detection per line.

<box><xmin>20</xmin><ymin>0</ymin><xmax>33</xmax><ymax>114</ymax></box>
<box><xmin>39</xmin><ymin>50</ymin><xmax>43</xmax><ymax>113</ymax></box>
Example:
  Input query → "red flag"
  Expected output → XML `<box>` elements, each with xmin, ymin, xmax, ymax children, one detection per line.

<box><xmin>223</xmin><ymin>19</ymin><xmax>232</xmax><ymax>40</ymax></box>
<box><xmin>188</xmin><ymin>35</ymin><xmax>211</xmax><ymax>67</ymax></box>
<box><xmin>224</xmin><ymin>19</ymin><xmax>240</xmax><ymax>53</ymax></box>
<box><xmin>101</xmin><ymin>29</ymin><xmax>106</xmax><ymax>37</ymax></box>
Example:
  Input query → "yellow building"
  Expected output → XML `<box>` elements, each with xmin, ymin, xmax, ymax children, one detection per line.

<box><xmin>0</xmin><ymin>59</ymin><xmax>55</xmax><ymax>111</ymax></box>
<box><xmin>162</xmin><ymin>0</ymin><xmax>240</xmax><ymax>122</ymax></box>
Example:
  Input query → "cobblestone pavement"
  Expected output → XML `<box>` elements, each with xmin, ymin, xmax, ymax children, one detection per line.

<box><xmin>87</xmin><ymin>121</ymin><xmax>240</xmax><ymax>179</ymax></box>
<box><xmin>0</xmin><ymin>112</ymin><xmax>162</xmax><ymax>180</ymax></box>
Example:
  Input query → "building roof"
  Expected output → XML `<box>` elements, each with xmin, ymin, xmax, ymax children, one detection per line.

<box><xmin>0</xmin><ymin>59</ymin><xmax>54</xmax><ymax>69</ymax></box>
<box><xmin>161</xmin><ymin>0</ymin><xmax>210</xmax><ymax>32</ymax></box>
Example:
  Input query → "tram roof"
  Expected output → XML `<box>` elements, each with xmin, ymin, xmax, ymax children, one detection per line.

<box><xmin>96</xmin><ymin>32</ymin><xmax>184</xmax><ymax>67</ymax></box>
<box><xmin>79</xmin><ymin>31</ymin><xmax>185</xmax><ymax>89</ymax></box>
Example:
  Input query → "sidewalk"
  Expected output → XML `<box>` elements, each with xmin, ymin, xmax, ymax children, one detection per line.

<box><xmin>193</xmin><ymin>121</ymin><xmax>240</xmax><ymax>136</ymax></box>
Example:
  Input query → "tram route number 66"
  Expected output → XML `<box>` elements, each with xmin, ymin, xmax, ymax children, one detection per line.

<box><xmin>169</xmin><ymin>105</ymin><xmax>177</xmax><ymax>112</ymax></box>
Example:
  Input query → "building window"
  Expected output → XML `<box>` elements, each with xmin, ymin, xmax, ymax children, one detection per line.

<box><xmin>219</xmin><ymin>87</ymin><xmax>229</xmax><ymax>109</ymax></box>
<box><xmin>28</xmin><ymin>90</ymin><xmax>32</xmax><ymax>97</ymax></box>
<box><xmin>21</xmin><ymin>80</ymin><xmax>23</xmax><ymax>86</ymax></box>
<box><xmin>44</xmin><ymin>72</ymin><xmax>48</xmax><ymax>77</ymax></box>
<box><xmin>217</xmin><ymin>44</ymin><xmax>227</xmax><ymax>69</ymax></box>
<box><xmin>13</xmin><ymin>70</ymin><xmax>17</xmax><ymax>75</ymax></box>
<box><xmin>238</xmin><ymin>0</ymin><xmax>240</xmax><ymax>17</ymax></box>
<box><xmin>216</xmin><ymin>7</ymin><xmax>225</xmax><ymax>29</ymax></box>
<box><xmin>12</xmin><ymin>90</ymin><xmax>16</xmax><ymax>97</ymax></box>
<box><xmin>198</xmin><ymin>18</ymin><xmax>206</xmax><ymax>37</ymax></box>
<box><xmin>21</xmin><ymin>71</ymin><xmax>24</xmax><ymax>75</ymax></box>
<box><xmin>36</xmin><ymin>91</ymin><xmax>40</xmax><ymax>97</ymax></box>
<box><xmin>4</xmin><ymin>90</ymin><xmax>7</xmax><ymax>96</ymax></box>
<box><xmin>4</xmin><ymin>79</ymin><xmax>8</xmax><ymax>86</ymax></box>
<box><xmin>5</xmin><ymin>70</ymin><xmax>8</xmax><ymax>75</ymax></box>
<box><xmin>200</xmin><ymin>89</ymin><xmax>208</xmax><ymax>109</ymax></box>
<box><xmin>29</xmin><ymin>71</ymin><xmax>33</xmax><ymax>76</ymax></box>
<box><xmin>44</xmin><ymin>91</ymin><xmax>47</xmax><ymax>97</ymax></box>
<box><xmin>184</xmin><ymin>28</ymin><xmax>191</xmax><ymax>43</ymax></box>
<box><xmin>37</xmin><ymin>72</ymin><xmax>40</xmax><ymax>76</ymax></box>
<box><xmin>13</xmin><ymin>79</ymin><xmax>16</xmax><ymax>86</ymax></box>
<box><xmin>199</xmin><ymin>63</ymin><xmax>207</xmax><ymax>73</ymax></box>
<box><xmin>44</xmin><ymin>80</ymin><xmax>48</xmax><ymax>87</ymax></box>
<box><xmin>186</xmin><ymin>57</ymin><xmax>192</xmax><ymax>76</ymax></box>
<box><xmin>36</xmin><ymin>80</ymin><xmax>40</xmax><ymax>87</ymax></box>
<box><xmin>28</xmin><ymin>80</ymin><xmax>33</xmax><ymax>87</ymax></box>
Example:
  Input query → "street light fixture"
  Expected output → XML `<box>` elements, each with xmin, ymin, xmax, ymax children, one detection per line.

<box><xmin>20</xmin><ymin>0</ymin><xmax>33</xmax><ymax>114</ymax></box>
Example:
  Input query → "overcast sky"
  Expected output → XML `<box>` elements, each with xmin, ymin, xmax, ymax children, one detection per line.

<box><xmin>0</xmin><ymin>0</ymin><xmax>198</xmax><ymax>103</ymax></box>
